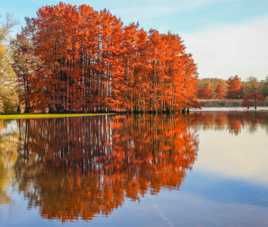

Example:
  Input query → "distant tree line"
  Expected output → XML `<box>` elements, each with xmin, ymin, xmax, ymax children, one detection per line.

<box><xmin>198</xmin><ymin>75</ymin><xmax>268</xmax><ymax>107</ymax></box>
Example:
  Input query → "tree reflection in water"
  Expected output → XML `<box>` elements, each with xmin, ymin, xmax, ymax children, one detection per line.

<box><xmin>5</xmin><ymin>111</ymin><xmax>268</xmax><ymax>222</ymax></box>
<box><xmin>189</xmin><ymin>111</ymin><xmax>268</xmax><ymax>135</ymax></box>
<box><xmin>14</xmin><ymin>115</ymin><xmax>198</xmax><ymax>221</ymax></box>
<box><xmin>0</xmin><ymin>121</ymin><xmax>19</xmax><ymax>204</ymax></box>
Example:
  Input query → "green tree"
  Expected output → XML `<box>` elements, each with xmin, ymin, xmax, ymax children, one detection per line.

<box><xmin>261</xmin><ymin>76</ymin><xmax>268</xmax><ymax>97</ymax></box>
<box><xmin>227</xmin><ymin>75</ymin><xmax>244</xmax><ymax>99</ymax></box>
<box><xmin>244</xmin><ymin>77</ymin><xmax>259</xmax><ymax>96</ymax></box>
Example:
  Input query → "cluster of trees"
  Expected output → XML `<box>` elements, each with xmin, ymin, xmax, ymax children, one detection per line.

<box><xmin>198</xmin><ymin>76</ymin><xmax>268</xmax><ymax>108</ymax></box>
<box><xmin>14</xmin><ymin>115</ymin><xmax>197</xmax><ymax>221</ymax></box>
<box><xmin>11</xmin><ymin>3</ymin><xmax>198</xmax><ymax>113</ymax></box>
<box><xmin>198</xmin><ymin>76</ymin><xmax>268</xmax><ymax>102</ymax></box>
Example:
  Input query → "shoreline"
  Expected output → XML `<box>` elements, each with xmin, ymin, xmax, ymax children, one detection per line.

<box><xmin>1</xmin><ymin>107</ymin><xmax>268</xmax><ymax>120</ymax></box>
<box><xmin>0</xmin><ymin>113</ymin><xmax>114</xmax><ymax>120</ymax></box>
<box><xmin>192</xmin><ymin>107</ymin><xmax>268</xmax><ymax>112</ymax></box>
<box><xmin>198</xmin><ymin>99</ymin><xmax>268</xmax><ymax>108</ymax></box>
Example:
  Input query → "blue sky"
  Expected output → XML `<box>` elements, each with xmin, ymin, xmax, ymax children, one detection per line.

<box><xmin>1</xmin><ymin>0</ymin><xmax>268</xmax><ymax>79</ymax></box>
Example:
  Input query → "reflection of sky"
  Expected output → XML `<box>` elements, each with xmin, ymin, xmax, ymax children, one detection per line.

<box><xmin>182</xmin><ymin>172</ymin><xmax>268</xmax><ymax>207</ymax></box>
<box><xmin>0</xmin><ymin>121</ymin><xmax>17</xmax><ymax>136</ymax></box>
<box><xmin>2</xmin><ymin>187</ymin><xmax>268</xmax><ymax>227</ymax></box>
<box><xmin>195</xmin><ymin>127</ymin><xmax>268</xmax><ymax>186</ymax></box>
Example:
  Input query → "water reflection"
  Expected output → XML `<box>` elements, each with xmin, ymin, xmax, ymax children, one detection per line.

<box><xmin>190</xmin><ymin>112</ymin><xmax>268</xmax><ymax>188</ymax></box>
<box><xmin>189</xmin><ymin>111</ymin><xmax>268</xmax><ymax>135</ymax></box>
<box><xmin>0</xmin><ymin>112</ymin><xmax>268</xmax><ymax>226</ymax></box>
<box><xmin>14</xmin><ymin>115</ymin><xmax>197</xmax><ymax>221</ymax></box>
<box><xmin>0</xmin><ymin>121</ymin><xmax>19</xmax><ymax>204</ymax></box>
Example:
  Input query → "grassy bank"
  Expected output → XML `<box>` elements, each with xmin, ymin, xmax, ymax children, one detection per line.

<box><xmin>199</xmin><ymin>99</ymin><xmax>268</xmax><ymax>108</ymax></box>
<box><xmin>0</xmin><ymin>113</ymin><xmax>112</xmax><ymax>120</ymax></box>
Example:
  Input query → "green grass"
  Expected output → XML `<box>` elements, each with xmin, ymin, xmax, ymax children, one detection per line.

<box><xmin>0</xmin><ymin>113</ymin><xmax>113</xmax><ymax>120</ymax></box>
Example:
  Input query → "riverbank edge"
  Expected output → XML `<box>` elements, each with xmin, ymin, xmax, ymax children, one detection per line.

<box><xmin>198</xmin><ymin>99</ymin><xmax>268</xmax><ymax>107</ymax></box>
<box><xmin>2</xmin><ymin>107</ymin><xmax>268</xmax><ymax>120</ymax></box>
<box><xmin>0</xmin><ymin>113</ymin><xmax>115</xmax><ymax>120</ymax></box>
<box><xmin>0</xmin><ymin>109</ymin><xmax>193</xmax><ymax>119</ymax></box>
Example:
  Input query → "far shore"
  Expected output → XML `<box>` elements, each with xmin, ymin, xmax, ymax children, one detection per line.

<box><xmin>1</xmin><ymin>104</ymin><xmax>268</xmax><ymax>120</ymax></box>
<box><xmin>198</xmin><ymin>99</ymin><xmax>268</xmax><ymax>108</ymax></box>
<box><xmin>192</xmin><ymin>107</ymin><xmax>268</xmax><ymax>112</ymax></box>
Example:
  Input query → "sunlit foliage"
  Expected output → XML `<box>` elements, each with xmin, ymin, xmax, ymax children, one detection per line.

<box><xmin>0</xmin><ymin>15</ymin><xmax>18</xmax><ymax>113</ymax></box>
<box><xmin>12</xmin><ymin>3</ymin><xmax>198</xmax><ymax>113</ymax></box>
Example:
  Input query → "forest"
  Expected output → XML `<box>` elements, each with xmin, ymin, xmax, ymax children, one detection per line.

<box><xmin>0</xmin><ymin>3</ymin><xmax>198</xmax><ymax>114</ymax></box>
<box><xmin>198</xmin><ymin>76</ymin><xmax>268</xmax><ymax>107</ymax></box>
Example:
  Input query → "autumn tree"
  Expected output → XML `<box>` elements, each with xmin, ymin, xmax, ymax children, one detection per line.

<box><xmin>215</xmin><ymin>82</ymin><xmax>226</xmax><ymax>99</ymax></box>
<box><xmin>242</xmin><ymin>77</ymin><xmax>264</xmax><ymax>109</ymax></box>
<box><xmin>0</xmin><ymin>15</ymin><xmax>18</xmax><ymax>113</ymax></box>
<box><xmin>242</xmin><ymin>93</ymin><xmax>265</xmax><ymax>110</ymax></box>
<box><xmin>227</xmin><ymin>75</ymin><xmax>243</xmax><ymax>99</ymax></box>
<box><xmin>244</xmin><ymin>77</ymin><xmax>259</xmax><ymax>95</ymax></box>
<box><xmin>11</xmin><ymin>18</ymin><xmax>42</xmax><ymax>113</ymax></box>
<box><xmin>198</xmin><ymin>82</ymin><xmax>213</xmax><ymax>99</ymax></box>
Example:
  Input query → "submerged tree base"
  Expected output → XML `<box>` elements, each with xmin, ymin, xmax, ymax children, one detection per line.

<box><xmin>0</xmin><ymin>109</ymin><xmax>193</xmax><ymax>119</ymax></box>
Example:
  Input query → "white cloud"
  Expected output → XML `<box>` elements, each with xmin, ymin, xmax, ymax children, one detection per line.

<box><xmin>111</xmin><ymin>0</ymin><xmax>226</xmax><ymax>23</ymax></box>
<box><xmin>195</xmin><ymin>127</ymin><xmax>268</xmax><ymax>187</ymax></box>
<box><xmin>182</xmin><ymin>17</ymin><xmax>268</xmax><ymax>80</ymax></box>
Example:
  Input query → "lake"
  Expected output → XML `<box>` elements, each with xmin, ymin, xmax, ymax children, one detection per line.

<box><xmin>1</xmin><ymin>111</ymin><xmax>268</xmax><ymax>227</ymax></box>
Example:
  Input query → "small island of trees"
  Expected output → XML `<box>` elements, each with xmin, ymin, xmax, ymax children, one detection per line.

<box><xmin>0</xmin><ymin>2</ymin><xmax>198</xmax><ymax>114</ymax></box>
<box><xmin>1</xmin><ymin>3</ymin><xmax>268</xmax><ymax>114</ymax></box>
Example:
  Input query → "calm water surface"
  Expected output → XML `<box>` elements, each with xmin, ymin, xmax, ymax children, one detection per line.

<box><xmin>0</xmin><ymin>112</ymin><xmax>268</xmax><ymax>227</ymax></box>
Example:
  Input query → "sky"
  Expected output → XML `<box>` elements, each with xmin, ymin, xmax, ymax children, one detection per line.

<box><xmin>1</xmin><ymin>0</ymin><xmax>268</xmax><ymax>80</ymax></box>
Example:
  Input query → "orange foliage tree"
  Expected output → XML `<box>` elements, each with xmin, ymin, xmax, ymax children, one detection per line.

<box><xmin>242</xmin><ymin>92</ymin><xmax>265</xmax><ymax>109</ymax></box>
<box><xmin>198</xmin><ymin>82</ymin><xmax>213</xmax><ymax>99</ymax></box>
<box><xmin>12</xmin><ymin>3</ymin><xmax>198</xmax><ymax>113</ymax></box>
<box><xmin>215</xmin><ymin>82</ymin><xmax>226</xmax><ymax>99</ymax></box>
<box><xmin>227</xmin><ymin>75</ymin><xmax>243</xmax><ymax>99</ymax></box>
